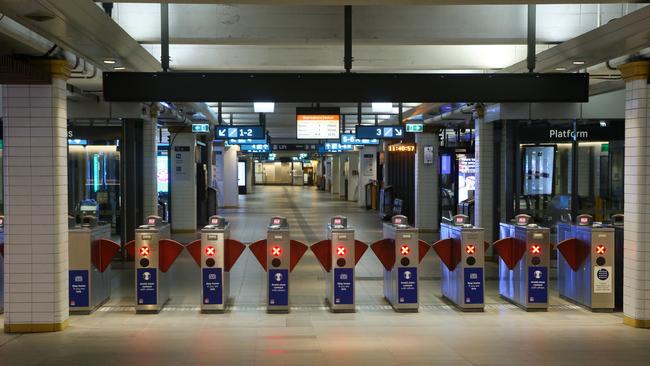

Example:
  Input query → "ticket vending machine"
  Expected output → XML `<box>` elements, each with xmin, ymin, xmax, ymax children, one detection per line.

<box><xmin>185</xmin><ymin>216</ymin><xmax>246</xmax><ymax>312</ymax></box>
<box><xmin>370</xmin><ymin>215</ymin><xmax>431</xmax><ymax>312</ymax></box>
<box><xmin>68</xmin><ymin>218</ymin><xmax>121</xmax><ymax>313</ymax></box>
<box><xmin>249</xmin><ymin>217</ymin><xmax>308</xmax><ymax>313</ymax></box>
<box><xmin>124</xmin><ymin>216</ymin><xmax>184</xmax><ymax>313</ymax></box>
<box><xmin>433</xmin><ymin>214</ymin><xmax>487</xmax><ymax>311</ymax></box>
<box><xmin>556</xmin><ymin>214</ymin><xmax>615</xmax><ymax>311</ymax></box>
<box><xmin>0</xmin><ymin>216</ymin><xmax>4</xmax><ymax>314</ymax></box>
<box><xmin>310</xmin><ymin>216</ymin><xmax>368</xmax><ymax>312</ymax></box>
<box><xmin>493</xmin><ymin>214</ymin><xmax>550</xmax><ymax>311</ymax></box>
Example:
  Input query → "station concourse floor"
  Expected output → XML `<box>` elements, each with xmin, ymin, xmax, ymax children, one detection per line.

<box><xmin>2</xmin><ymin>186</ymin><xmax>650</xmax><ymax>366</ymax></box>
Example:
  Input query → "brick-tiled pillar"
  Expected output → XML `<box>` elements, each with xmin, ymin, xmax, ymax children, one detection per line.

<box><xmin>474</xmin><ymin>108</ymin><xmax>495</xmax><ymax>242</ymax></box>
<box><xmin>415</xmin><ymin>133</ymin><xmax>439</xmax><ymax>236</ymax></box>
<box><xmin>142</xmin><ymin>106</ymin><xmax>158</xmax><ymax>217</ymax></box>
<box><xmin>1</xmin><ymin>60</ymin><xmax>70</xmax><ymax>332</ymax></box>
<box><xmin>619</xmin><ymin>60</ymin><xmax>650</xmax><ymax>328</ymax></box>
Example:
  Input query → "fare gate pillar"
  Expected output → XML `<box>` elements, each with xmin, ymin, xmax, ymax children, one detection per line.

<box><xmin>311</xmin><ymin>216</ymin><xmax>368</xmax><ymax>312</ymax></box>
<box><xmin>249</xmin><ymin>217</ymin><xmax>308</xmax><ymax>313</ymax></box>
<box><xmin>185</xmin><ymin>216</ymin><xmax>246</xmax><ymax>312</ymax></box>
<box><xmin>619</xmin><ymin>60</ymin><xmax>650</xmax><ymax>327</ymax></box>
<box><xmin>2</xmin><ymin>60</ymin><xmax>71</xmax><ymax>332</ymax></box>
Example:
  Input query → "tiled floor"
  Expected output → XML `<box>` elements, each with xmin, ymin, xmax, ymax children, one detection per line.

<box><xmin>1</xmin><ymin>186</ymin><xmax>649</xmax><ymax>366</ymax></box>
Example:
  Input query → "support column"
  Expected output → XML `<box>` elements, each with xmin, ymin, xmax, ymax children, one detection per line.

<box><xmin>415</xmin><ymin>133</ymin><xmax>439</xmax><ymax>236</ymax></box>
<box><xmin>619</xmin><ymin>60</ymin><xmax>650</xmax><ymax>328</ymax></box>
<box><xmin>170</xmin><ymin>132</ymin><xmax>197</xmax><ymax>233</ymax></box>
<box><xmin>2</xmin><ymin>60</ymin><xmax>70</xmax><ymax>332</ymax></box>
<box><xmin>331</xmin><ymin>156</ymin><xmax>340</xmax><ymax>195</ymax></box>
<box><xmin>142</xmin><ymin>105</ymin><xmax>159</xmax><ymax>217</ymax></box>
<box><xmin>474</xmin><ymin>108</ymin><xmax>495</xmax><ymax>242</ymax></box>
<box><xmin>357</xmin><ymin>146</ymin><xmax>377</xmax><ymax>208</ymax></box>
<box><xmin>347</xmin><ymin>152</ymin><xmax>359</xmax><ymax>201</ymax></box>
<box><xmin>339</xmin><ymin>155</ymin><xmax>347</xmax><ymax>199</ymax></box>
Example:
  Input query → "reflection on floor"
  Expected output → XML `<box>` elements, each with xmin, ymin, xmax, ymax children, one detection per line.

<box><xmin>1</xmin><ymin>186</ymin><xmax>649</xmax><ymax>366</ymax></box>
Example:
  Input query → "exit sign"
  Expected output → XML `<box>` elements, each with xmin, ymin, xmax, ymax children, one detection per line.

<box><xmin>192</xmin><ymin>124</ymin><xmax>210</xmax><ymax>133</ymax></box>
<box><xmin>406</xmin><ymin>123</ymin><xmax>424</xmax><ymax>133</ymax></box>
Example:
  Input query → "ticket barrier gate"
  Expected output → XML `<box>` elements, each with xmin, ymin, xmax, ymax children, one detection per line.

<box><xmin>185</xmin><ymin>216</ymin><xmax>246</xmax><ymax>312</ymax></box>
<box><xmin>494</xmin><ymin>214</ymin><xmax>550</xmax><ymax>311</ymax></box>
<box><xmin>124</xmin><ymin>216</ymin><xmax>184</xmax><ymax>313</ymax></box>
<box><xmin>556</xmin><ymin>214</ymin><xmax>615</xmax><ymax>311</ymax></box>
<box><xmin>433</xmin><ymin>215</ymin><xmax>487</xmax><ymax>311</ymax></box>
<box><xmin>249</xmin><ymin>217</ymin><xmax>308</xmax><ymax>313</ymax></box>
<box><xmin>68</xmin><ymin>218</ymin><xmax>121</xmax><ymax>313</ymax></box>
<box><xmin>0</xmin><ymin>216</ymin><xmax>4</xmax><ymax>314</ymax></box>
<box><xmin>311</xmin><ymin>216</ymin><xmax>368</xmax><ymax>312</ymax></box>
<box><xmin>371</xmin><ymin>215</ymin><xmax>431</xmax><ymax>312</ymax></box>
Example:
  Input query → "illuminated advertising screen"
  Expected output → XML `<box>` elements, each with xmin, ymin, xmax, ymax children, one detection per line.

<box><xmin>157</xmin><ymin>153</ymin><xmax>169</xmax><ymax>193</ymax></box>
<box><xmin>522</xmin><ymin>146</ymin><xmax>555</xmax><ymax>195</ymax></box>
<box><xmin>296</xmin><ymin>108</ymin><xmax>340</xmax><ymax>140</ymax></box>
<box><xmin>457</xmin><ymin>154</ymin><xmax>476</xmax><ymax>203</ymax></box>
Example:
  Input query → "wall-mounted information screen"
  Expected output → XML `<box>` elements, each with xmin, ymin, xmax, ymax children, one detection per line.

<box><xmin>522</xmin><ymin>145</ymin><xmax>555</xmax><ymax>195</ymax></box>
<box><xmin>296</xmin><ymin>108</ymin><xmax>340</xmax><ymax>140</ymax></box>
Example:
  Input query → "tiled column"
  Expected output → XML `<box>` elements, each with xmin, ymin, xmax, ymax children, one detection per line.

<box><xmin>1</xmin><ymin>60</ymin><xmax>70</xmax><ymax>332</ymax></box>
<box><xmin>619</xmin><ymin>60</ymin><xmax>650</xmax><ymax>328</ymax></box>
<box><xmin>331</xmin><ymin>156</ymin><xmax>340</xmax><ymax>195</ymax></box>
<box><xmin>170</xmin><ymin>132</ymin><xmax>197</xmax><ymax>233</ymax></box>
<box><xmin>474</xmin><ymin>108</ymin><xmax>495</xmax><ymax>242</ymax></box>
<box><xmin>415</xmin><ymin>133</ymin><xmax>439</xmax><ymax>235</ymax></box>
<box><xmin>142</xmin><ymin>105</ymin><xmax>159</xmax><ymax>216</ymax></box>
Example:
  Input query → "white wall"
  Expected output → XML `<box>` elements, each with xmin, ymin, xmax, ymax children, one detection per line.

<box><xmin>358</xmin><ymin>146</ymin><xmax>378</xmax><ymax>207</ymax></box>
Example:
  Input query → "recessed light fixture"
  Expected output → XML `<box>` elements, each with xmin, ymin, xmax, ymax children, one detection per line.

<box><xmin>372</xmin><ymin>102</ymin><xmax>393</xmax><ymax>113</ymax></box>
<box><xmin>572</xmin><ymin>61</ymin><xmax>585</xmax><ymax>65</ymax></box>
<box><xmin>113</xmin><ymin>66</ymin><xmax>126</xmax><ymax>70</ymax></box>
<box><xmin>103</xmin><ymin>59</ymin><xmax>117</xmax><ymax>64</ymax></box>
<box><xmin>254</xmin><ymin>102</ymin><xmax>275</xmax><ymax>113</ymax></box>
<box><xmin>555</xmin><ymin>67</ymin><xmax>567</xmax><ymax>71</ymax></box>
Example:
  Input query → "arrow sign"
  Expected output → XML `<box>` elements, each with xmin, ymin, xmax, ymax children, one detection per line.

<box><xmin>218</xmin><ymin>129</ymin><xmax>226</xmax><ymax>137</ymax></box>
<box><xmin>395</xmin><ymin>127</ymin><xmax>403</xmax><ymax>136</ymax></box>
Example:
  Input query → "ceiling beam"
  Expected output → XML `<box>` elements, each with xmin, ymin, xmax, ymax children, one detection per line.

<box><xmin>100</xmin><ymin>1</ymin><xmax>636</xmax><ymax>5</ymax></box>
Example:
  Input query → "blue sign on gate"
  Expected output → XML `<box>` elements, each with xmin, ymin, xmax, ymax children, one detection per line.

<box><xmin>268</xmin><ymin>269</ymin><xmax>289</xmax><ymax>306</ymax></box>
<box><xmin>69</xmin><ymin>270</ymin><xmax>89</xmax><ymax>307</ymax></box>
<box><xmin>398</xmin><ymin>267</ymin><xmax>418</xmax><ymax>304</ymax></box>
<box><xmin>528</xmin><ymin>266</ymin><xmax>548</xmax><ymax>303</ymax></box>
<box><xmin>334</xmin><ymin>268</ymin><xmax>354</xmax><ymax>304</ymax></box>
<box><xmin>203</xmin><ymin>268</ymin><xmax>223</xmax><ymax>305</ymax></box>
<box><xmin>464</xmin><ymin>267</ymin><xmax>484</xmax><ymax>304</ymax></box>
<box><xmin>137</xmin><ymin>268</ymin><xmax>157</xmax><ymax>305</ymax></box>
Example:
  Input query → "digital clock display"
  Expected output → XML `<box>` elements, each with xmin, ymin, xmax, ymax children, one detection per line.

<box><xmin>388</xmin><ymin>143</ymin><xmax>416</xmax><ymax>153</ymax></box>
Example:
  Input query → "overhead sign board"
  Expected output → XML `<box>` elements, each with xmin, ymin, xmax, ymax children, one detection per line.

<box><xmin>215</xmin><ymin>126</ymin><xmax>265</xmax><ymax>140</ymax></box>
<box><xmin>405</xmin><ymin>123</ymin><xmax>424</xmax><ymax>133</ymax></box>
<box><xmin>341</xmin><ymin>133</ymin><xmax>379</xmax><ymax>145</ymax></box>
<box><xmin>272</xmin><ymin>144</ymin><xmax>318</xmax><ymax>151</ymax></box>
<box><xmin>226</xmin><ymin>137</ymin><xmax>268</xmax><ymax>145</ymax></box>
<box><xmin>192</xmin><ymin>123</ymin><xmax>210</xmax><ymax>133</ymax></box>
<box><xmin>296</xmin><ymin>108</ymin><xmax>341</xmax><ymax>140</ymax></box>
<box><xmin>324</xmin><ymin>142</ymin><xmax>353</xmax><ymax>151</ymax></box>
<box><xmin>239</xmin><ymin>143</ymin><xmax>270</xmax><ymax>152</ymax></box>
<box><xmin>355</xmin><ymin>125</ymin><xmax>405</xmax><ymax>139</ymax></box>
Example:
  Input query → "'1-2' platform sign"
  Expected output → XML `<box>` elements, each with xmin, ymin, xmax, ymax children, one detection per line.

<box><xmin>216</xmin><ymin>126</ymin><xmax>265</xmax><ymax>140</ymax></box>
<box><xmin>355</xmin><ymin>125</ymin><xmax>405</xmax><ymax>139</ymax></box>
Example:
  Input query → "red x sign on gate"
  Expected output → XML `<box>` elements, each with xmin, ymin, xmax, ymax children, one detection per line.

<box><xmin>336</xmin><ymin>246</ymin><xmax>346</xmax><ymax>256</ymax></box>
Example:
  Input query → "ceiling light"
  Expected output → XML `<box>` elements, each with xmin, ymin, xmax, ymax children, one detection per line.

<box><xmin>572</xmin><ymin>61</ymin><xmax>585</xmax><ymax>65</ymax></box>
<box><xmin>372</xmin><ymin>102</ymin><xmax>393</xmax><ymax>113</ymax></box>
<box><xmin>254</xmin><ymin>102</ymin><xmax>275</xmax><ymax>113</ymax></box>
<box><xmin>555</xmin><ymin>67</ymin><xmax>567</xmax><ymax>71</ymax></box>
<box><xmin>113</xmin><ymin>66</ymin><xmax>126</xmax><ymax>71</ymax></box>
<box><xmin>103</xmin><ymin>59</ymin><xmax>117</xmax><ymax>64</ymax></box>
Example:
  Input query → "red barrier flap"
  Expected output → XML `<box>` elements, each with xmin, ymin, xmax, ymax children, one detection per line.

<box><xmin>185</xmin><ymin>239</ymin><xmax>202</xmax><ymax>267</ymax></box>
<box><xmin>433</xmin><ymin>238</ymin><xmax>459</xmax><ymax>271</ymax></box>
<box><xmin>124</xmin><ymin>240</ymin><xmax>136</xmax><ymax>260</ymax></box>
<box><xmin>92</xmin><ymin>239</ymin><xmax>121</xmax><ymax>273</ymax></box>
<box><xmin>290</xmin><ymin>240</ymin><xmax>308</xmax><ymax>272</ymax></box>
<box><xmin>249</xmin><ymin>239</ymin><xmax>267</xmax><ymax>271</ymax></box>
<box><xmin>224</xmin><ymin>238</ymin><xmax>246</xmax><ymax>272</ymax></box>
<box><xmin>354</xmin><ymin>240</ymin><xmax>368</xmax><ymax>265</ymax></box>
<box><xmin>556</xmin><ymin>238</ymin><xmax>589</xmax><ymax>272</ymax></box>
<box><xmin>418</xmin><ymin>239</ymin><xmax>431</xmax><ymax>263</ymax></box>
<box><xmin>310</xmin><ymin>239</ymin><xmax>332</xmax><ymax>272</ymax></box>
<box><xmin>493</xmin><ymin>237</ymin><xmax>525</xmax><ymax>270</ymax></box>
<box><xmin>159</xmin><ymin>239</ymin><xmax>185</xmax><ymax>273</ymax></box>
<box><xmin>371</xmin><ymin>238</ymin><xmax>395</xmax><ymax>271</ymax></box>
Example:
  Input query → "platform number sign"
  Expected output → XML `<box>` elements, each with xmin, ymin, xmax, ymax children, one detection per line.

<box><xmin>216</xmin><ymin>126</ymin><xmax>265</xmax><ymax>140</ymax></box>
<box><xmin>355</xmin><ymin>125</ymin><xmax>405</xmax><ymax>140</ymax></box>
